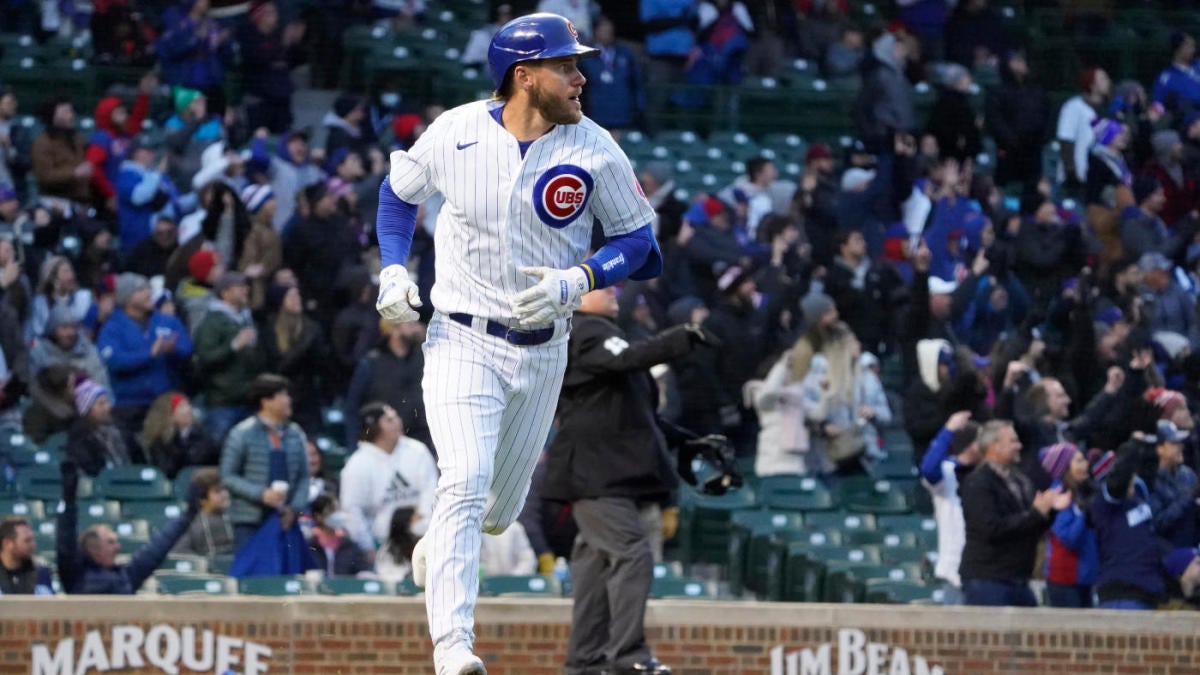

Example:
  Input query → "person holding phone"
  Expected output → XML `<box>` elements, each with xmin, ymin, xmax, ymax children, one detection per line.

<box><xmin>97</xmin><ymin>272</ymin><xmax>193</xmax><ymax>436</ymax></box>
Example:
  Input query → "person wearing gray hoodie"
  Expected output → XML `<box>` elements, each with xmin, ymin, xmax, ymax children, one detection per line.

<box><xmin>855</xmin><ymin>32</ymin><xmax>915</xmax><ymax>150</ymax></box>
<box><xmin>248</xmin><ymin>129</ymin><xmax>324</xmax><ymax>232</ymax></box>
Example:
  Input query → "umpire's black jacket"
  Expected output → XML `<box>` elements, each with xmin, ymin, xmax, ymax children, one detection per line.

<box><xmin>543</xmin><ymin>312</ymin><xmax>699</xmax><ymax>503</ymax></box>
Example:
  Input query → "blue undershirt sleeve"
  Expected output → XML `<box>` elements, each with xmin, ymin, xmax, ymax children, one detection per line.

<box><xmin>376</xmin><ymin>178</ymin><xmax>418</xmax><ymax>267</ymax></box>
<box><xmin>579</xmin><ymin>225</ymin><xmax>661</xmax><ymax>289</ymax></box>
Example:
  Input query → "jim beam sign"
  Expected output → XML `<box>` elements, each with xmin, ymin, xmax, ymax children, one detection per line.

<box><xmin>31</xmin><ymin>624</ymin><xmax>271</xmax><ymax>674</ymax></box>
<box><xmin>771</xmin><ymin>628</ymin><xmax>944</xmax><ymax>675</ymax></box>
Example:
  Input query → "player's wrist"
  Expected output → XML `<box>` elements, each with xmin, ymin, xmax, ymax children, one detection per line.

<box><xmin>573</xmin><ymin>264</ymin><xmax>595</xmax><ymax>292</ymax></box>
<box><xmin>380</xmin><ymin>264</ymin><xmax>409</xmax><ymax>283</ymax></box>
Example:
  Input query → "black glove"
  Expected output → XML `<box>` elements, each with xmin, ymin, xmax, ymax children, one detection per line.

<box><xmin>684</xmin><ymin>322</ymin><xmax>722</xmax><ymax>348</ymax></box>
<box><xmin>60</xmin><ymin>459</ymin><xmax>79</xmax><ymax>503</ymax></box>
<box><xmin>185</xmin><ymin>479</ymin><xmax>207</xmax><ymax>518</ymax></box>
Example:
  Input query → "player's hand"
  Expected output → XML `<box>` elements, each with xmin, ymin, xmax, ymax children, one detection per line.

<box><xmin>511</xmin><ymin>266</ymin><xmax>589</xmax><ymax>328</ymax></box>
<box><xmin>537</xmin><ymin>552</ymin><xmax>556</xmax><ymax>575</ymax></box>
<box><xmin>376</xmin><ymin>264</ymin><xmax>422</xmax><ymax>322</ymax></box>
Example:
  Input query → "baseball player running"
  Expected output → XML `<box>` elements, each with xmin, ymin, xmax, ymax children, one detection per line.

<box><xmin>374</xmin><ymin>13</ymin><xmax>662</xmax><ymax>675</ymax></box>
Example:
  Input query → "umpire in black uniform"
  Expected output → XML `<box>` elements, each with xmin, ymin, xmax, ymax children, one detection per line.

<box><xmin>546</xmin><ymin>285</ymin><xmax>714</xmax><ymax>675</ymax></box>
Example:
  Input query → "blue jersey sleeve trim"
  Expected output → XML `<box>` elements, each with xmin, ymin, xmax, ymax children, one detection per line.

<box><xmin>582</xmin><ymin>224</ymin><xmax>659</xmax><ymax>289</ymax></box>
<box><xmin>377</xmin><ymin>178</ymin><xmax>418</xmax><ymax>267</ymax></box>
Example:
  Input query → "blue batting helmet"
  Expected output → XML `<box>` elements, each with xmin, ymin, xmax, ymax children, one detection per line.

<box><xmin>487</xmin><ymin>13</ymin><xmax>599</xmax><ymax>90</ymax></box>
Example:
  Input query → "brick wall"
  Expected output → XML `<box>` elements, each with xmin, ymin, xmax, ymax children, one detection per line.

<box><xmin>3</xmin><ymin>597</ymin><xmax>1198</xmax><ymax>674</ymax></box>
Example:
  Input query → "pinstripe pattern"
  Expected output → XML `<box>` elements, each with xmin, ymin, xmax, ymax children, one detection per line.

<box><xmin>422</xmin><ymin>314</ymin><xmax>568</xmax><ymax>651</ymax></box>
<box><xmin>389</xmin><ymin>100</ymin><xmax>655</xmax><ymax>322</ymax></box>
<box><xmin>385</xmin><ymin>97</ymin><xmax>653</xmax><ymax>669</ymax></box>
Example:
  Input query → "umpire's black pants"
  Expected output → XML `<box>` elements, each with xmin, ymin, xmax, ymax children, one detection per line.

<box><xmin>564</xmin><ymin>496</ymin><xmax>655</xmax><ymax>675</ymax></box>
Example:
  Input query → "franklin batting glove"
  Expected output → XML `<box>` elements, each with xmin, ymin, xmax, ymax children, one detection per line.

<box><xmin>376</xmin><ymin>264</ymin><xmax>423</xmax><ymax>322</ymax></box>
<box><xmin>510</xmin><ymin>265</ymin><xmax>589</xmax><ymax>328</ymax></box>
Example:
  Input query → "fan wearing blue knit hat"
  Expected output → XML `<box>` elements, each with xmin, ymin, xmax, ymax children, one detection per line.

<box><xmin>238</xmin><ymin>183</ymin><xmax>281</xmax><ymax>312</ymax></box>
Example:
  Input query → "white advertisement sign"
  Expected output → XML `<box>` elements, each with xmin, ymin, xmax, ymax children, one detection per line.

<box><xmin>770</xmin><ymin>628</ymin><xmax>944</xmax><ymax>675</ymax></box>
<box><xmin>31</xmin><ymin>624</ymin><xmax>272</xmax><ymax>675</ymax></box>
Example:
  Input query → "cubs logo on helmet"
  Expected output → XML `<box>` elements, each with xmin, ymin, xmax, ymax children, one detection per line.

<box><xmin>532</xmin><ymin>164</ymin><xmax>594</xmax><ymax>228</ymax></box>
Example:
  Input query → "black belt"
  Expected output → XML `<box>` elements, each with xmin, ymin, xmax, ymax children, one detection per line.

<box><xmin>448</xmin><ymin>312</ymin><xmax>561</xmax><ymax>346</ymax></box>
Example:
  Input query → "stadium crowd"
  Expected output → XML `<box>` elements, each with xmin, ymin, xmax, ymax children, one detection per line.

<box><xmin>1</xmin><ymin>0</ymin><xmax>1200</xmax><ymax>612</ymax></box>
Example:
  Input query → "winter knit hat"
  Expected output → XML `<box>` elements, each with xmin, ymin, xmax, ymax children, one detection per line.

<box><xmin>240</xmin><ymin>183</ymin><xmax>275</xmax><ymax>215</ymax></box>
<box><xmin>44</xmin><ymin>303</ymin><xmax>78</xmax><ymax>334</ymax></box>
<box><xmin>1090</xmin><ymin>449</ymin><xmax>1116</xmax><ymax>480</ymax></box>
<box><xmin>1152</xmin><ymin>129</ymin><xmax>1182</xmax><ymax>162</ymax></box>
<box><xmin>716</xmin><ymin>265</ymin><xmax>753</xmax><ymax>294</ymax></box>
<box><xmin>188</xmin><ymin>249</ymin><xmax>219</xmax><ymax>283</ymax></box>
<box><xmin>1039</xmin><ymin>443</ymin><xmax>1079</xmax><ymax>482</ymax></box>
<box><xmin>1092</xmin><ymin>118</ymin><xmax>1124</xmax><ymax>147</ymax></box>
<box><xmin>172</xmin><ymin>86</ymin><xmax>203</xmax><ymax>114</ymax></box>
<box><xmin>74</xmin><ymin>379</ymin><xmax>107</xmax><ymax>416</ymax></box>
<box><xmin>1145</xmin><ymin>387</ymin><xmax>1189</xmax><ymax>419</ymax></box>
<box><xmin>114</xmin><ymin>272</ymin><xmax>149</xmax><ymax>306</ymax></box>
<box><xmin>800</xmin><ymin>291</ymin><xmax>836</xmax><ymax>324</ymax></box>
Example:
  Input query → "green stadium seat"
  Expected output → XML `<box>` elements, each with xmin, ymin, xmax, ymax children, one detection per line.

<box><xmin>822</xmin><ymin>566</ymin><xmax>867</xmax><ymax>603</ymax></box>
<box><xmin>766</xmin><ymin>543</ymin><xmax>826</xmax><ymax>602</ymax></box>
<box><xmin>157</xmin><ymin>574</ymin><xmax>237</xmax><ymax>596</ymax></box>
<box><xmin>879</xmin><ymin>544</ymin><xmax>927</xmax><ymax>566</ymax></box>
<box><xmin>838</xmin><ymin>478</ymin><xmax>912</xmax><ymax>515</ymax></box>
<box><xmin>77</xmin><ymin>499</ymin><xmax>122</xmax><ymax>521</ymax></box>
<box><xmin>208</xmin><ymin>554</ymin><xmax>234</xmax><ymax>575</ymax></box>
<box><xmin>874</xmin><ymin>450</ymin><xmax>918</xmax><ymax>479</ymax></box>
<box><xmin>653</xmin><ymin>561</ymin><xmax>684</xmax><ymax>579</ymax></box>
<box><xmin>650</xmin><ymin>577</ymin><xmax>714</xmax><ymax>599</ymax></box>
<box><xmin>655</xmin><ymin>130</ymin><xmax>701</xmax><ymax>146</ymax></box>
<box><xmin>479</xmin><ymin>575</ymin><xmax>560</xmax><ymax>597</ymax></box>
<box><xmin>804</xmin><ymin>511</ymin><xmax>875</xmax><ymax>532</ymax></box>
<box><xmin>78</xmin><ymin>518</ymin><xmax>150</xmax><ymax>545</ymax></box>
<box><xmin>94</xmin><ymin>466</ymin><xmax>172</xmax><ymax>501</ymax></box>
<box><xmin>35</xmin><ymin>530</ymin><xmax>56</xmax><ymax>553</ymax></box>
<box><xmin>677</xmin><ymin>484</ymin><xmax>758</xmax><ymax>567</ymax></box>
<box><xmin>172</xmin><ymin>467</ymin><xmax>199</xmax><ymax>501</ymax></box>
<box><xmin>864</xmin><ymin>580</ymin><xmax>944</xmax><ymax>605</ymax></box>
<box><xmin>808</xmin><ymin>545</ymin><xmax>883</xmax><ymax>566</ymax></box>
<box><xmin>17</xmin><ymin>465</ymin><xmax>92</xmax><ymax>500</ymax></box>
<box><xmin>878</xmin><ymin>514</ymin><xmax>939</xmax><ymax>550</ymax></box>
<box><xmin>0</xmin><ymin>498</ymin><xmax>45</xmax><ymax>519</ymax></box>
<box><xmin>759</xmin><ymin>528</ymin><xmax>840</xmax><ymax>600</ymax></box>
<box><xmin>758</xmin><ymin>476</ymin><xmax>836</xmax><ymax>512</ymax></box>
<box><xmin>158</xmin><ymin>554</ymin><xmax>208</xmax><ymax>574</ymax></box>
<box><xmin>238</xmin><ymin>576</ymin><xmax>315</xmax><ymax>596</ymax></box>
<box><xmin>121</xmin><ymin>501</ymin><xmax>185</xmax><ymax>529</ymax></box>
<box><xmin>319</xmin><ymin>577</ymin><xmax>394</xmax><ymax>595</ymax></box>
<box><xmin>395</xmin><ymin>577</ymin><xmax>421</xmax><ymax>596</ymax></box>
<box><xmin>728</xmin><ymin>510</ymin><xmax>803</xmax><ymax>595</ymax></box>
<box><xmin>855</xmin><ymin>563</ymin><xmax>924</xmax><ymax>584</ymax></box>
<box><xmin>2</xmin><ymin>431</ymin><xmax>36</xmax><ymax>466</ymax></box>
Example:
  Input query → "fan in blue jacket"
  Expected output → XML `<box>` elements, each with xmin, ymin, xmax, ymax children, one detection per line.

<box><xmin>1091</xmin><ymin>439</ymin><xmax>1169</xmax><ymax>610</ymax></box>
<box><xmin>56</xmin><ymin>459</ymin><xmax>201</xmax><ymax>594</ymax></box>
<box><xmin>97</xmin><ymin>273</ymin><xmax>193</xmax><ymax>418</ymax></box>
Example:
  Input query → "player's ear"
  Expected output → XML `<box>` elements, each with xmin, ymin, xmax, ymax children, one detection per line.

<box><xmin>513</xmin><ymin>63</ymin><xmax>533</xmax><ymax>91</ymax></box>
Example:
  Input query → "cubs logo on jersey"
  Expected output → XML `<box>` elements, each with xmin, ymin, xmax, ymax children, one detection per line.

<box><xmin>532</xmin><ymin>164</ymin><xmax>594</xmax><ymax>229</ymax></box>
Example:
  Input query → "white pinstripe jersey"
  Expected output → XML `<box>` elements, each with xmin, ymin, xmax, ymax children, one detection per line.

<box><xmin>388</xmin><ymin>99</ymin><xmax>655</xmax><ymax>322</ymax></box>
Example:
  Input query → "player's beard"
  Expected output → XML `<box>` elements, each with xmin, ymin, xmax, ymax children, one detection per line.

<box><xmin>529</xmin><ymin>82</ymin><xmax>582</xmax><ymax>125</ymax></box>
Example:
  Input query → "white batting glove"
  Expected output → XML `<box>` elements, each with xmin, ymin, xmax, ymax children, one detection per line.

<box><xmin>376</xmin><ymin>264</ymin><xmax>422</xmax><ymax>322</ymax></box>
<box><xmin>511</xmin><ymin>265</ymin><xmax>590</xmax><ymax>328</ymax></box>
